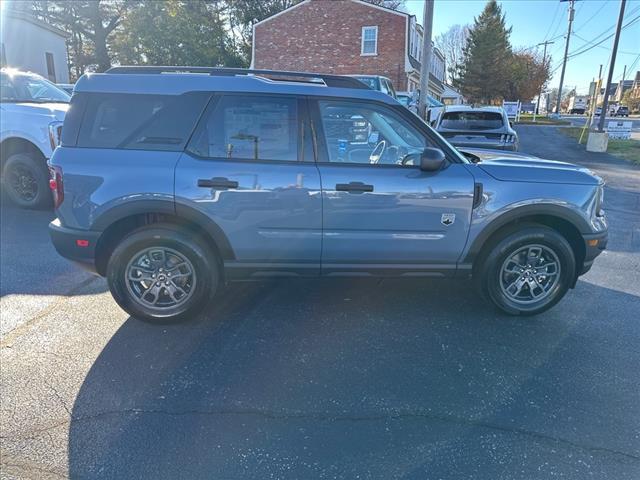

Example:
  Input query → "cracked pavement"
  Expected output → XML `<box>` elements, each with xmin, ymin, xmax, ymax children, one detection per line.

<box><xmin>1</xmin><ymin>126</ymin><xmax>639</xmax><ymax>479</ymax></box>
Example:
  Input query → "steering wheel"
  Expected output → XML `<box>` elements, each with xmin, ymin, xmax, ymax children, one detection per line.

<box><xmin>369</xmin><ymin>140</ymin><xmax>386</xmax><ymax>164</ymax></box>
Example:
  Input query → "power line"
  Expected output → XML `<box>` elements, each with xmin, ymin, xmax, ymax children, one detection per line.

<box><xmin>572</xmin><ymin>0</ymin><xmax>609</xmax><ymax>34</ymax></box>
<box><xmin>573</xmin><ymin>33</ymin><xmax>639</xmax><ymax>55</ymax></box>
<box><xmin>568</xmin><ymin>4</ymin><xmax>640</xmax><ymax>52</ymax></box>
<box><xmin>541</xmin><ymin>2</ymin><xmax>562</xmax><ymax>42</ymax></box>
<box><xmin>568</xmin><ymin>14</ymin><xmax>640</xmax><ymax>59</ymax></box>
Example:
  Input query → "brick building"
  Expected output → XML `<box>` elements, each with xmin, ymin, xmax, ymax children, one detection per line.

<box><xmin>251</xmin><ymin>0</ymin><xmax>446</xmax><ymax>99</ymax></box>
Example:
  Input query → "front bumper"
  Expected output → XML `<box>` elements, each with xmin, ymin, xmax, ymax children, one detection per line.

<box><xmin>579</xmin><ymin>230</ymin><xmax>608</xmax><ymax>275</ymax></box>
<box><xmin>49</xmin><ymin>219</ymin><xmax>101</xmax><ymax>274</ymax></box>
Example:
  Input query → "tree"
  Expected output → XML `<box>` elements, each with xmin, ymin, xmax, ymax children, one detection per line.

<box><xmin>454</xmin><ymin>0</ymin><xmax>512</xmax><ymax>104</ymax></box>
<box><xmin>30</xmin><ymin>0</ymin><xmax>130</xmax><ymax>74</ymax></box>
<box><xmin>621</xmin><ymin>87</ymin><xmax>640</xmax><ymax>113</ymax></box>
<box><xmin>114</xmin><ymin>1</ymin><xmax>244</xmax><ymax>68</ymax></box>
<box><xmin>504</xmin><ymin>49</ymin><xmax>551</xmax><ymax>102</ymax></box>
<box><xmin>434</xmin><ymin>24</ymin><xmax>469</xmax><ymax>84</ymax></box>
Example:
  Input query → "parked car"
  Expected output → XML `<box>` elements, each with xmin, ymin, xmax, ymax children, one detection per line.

<box><xmin>0</xmin><ymin>68</ymin><xmax>69</xmax><ymax>208</ymax></box>
<box><xmin>435</xmin><ymin>106</ymin><xmax>519</xmax><ymax>151</ymax></box>
<box><xmin>613</xmin><ymin>106</ymin><xmax>629</xmax><ymax>117</ymax></box>
<box><xmin>396</xmin><ymin>90</ymin><xmax>443</xmax><ymax>124</ymax></box>
<box><xmin>56</xmin><ymin>83</ymin><xmax>75</xmax><ymax>94</ymax></box>
<box><xmin>348</xmin><ymin>75</ymin><xmax>397</xmax><ymax>99</ymax></box>
<box><xmin>595</xmin><ymin>107</ymin><xmax>603</xmax><ymax>116</ymax></box>
<box><xmin>569</xmin><ymin>107</ymin><xmax>586</xmax><ymax>115</ymax></box>
<box><xmin>49</xmin><ymin>67</ymin><xmax>607</xmax><ymax>323</ymax></box>
<box><xmin>396</xmin><ymin>91</ymin><xmax>418</xmax><ymax>114</ymax></box>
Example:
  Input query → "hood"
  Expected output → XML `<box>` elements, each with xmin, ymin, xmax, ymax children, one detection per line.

<box><xmin>478</xmin><ymin>156</ymin><xmax>602</xmax><ymax>185</ymax></box>
<box><xmin>1</xmin><ymin>102</ymin><xmax>69</xmax><ymax>121</ymax></box>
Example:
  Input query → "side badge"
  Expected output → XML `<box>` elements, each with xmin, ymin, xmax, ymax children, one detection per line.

<box><xmin>441</xmin><ymin>213</ymin><xmax>455</xmax><ymax>226</ymax></box>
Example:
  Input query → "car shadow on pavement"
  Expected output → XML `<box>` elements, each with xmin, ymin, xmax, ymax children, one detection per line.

<box><xmin>0</xmin><ymin>204</ymin><xmax>108</xmax><ymax>298</ymax></box>
<box><xmin>68</xmin><ymin>278</ymin><xmax>640</xmax><ymax>479</ymax></box>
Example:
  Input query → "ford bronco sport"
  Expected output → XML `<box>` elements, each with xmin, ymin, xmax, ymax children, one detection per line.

<box><xmin>49</xmin><ymin>67</ymin><xmax>608</xmax><ymax>323</ymax></box>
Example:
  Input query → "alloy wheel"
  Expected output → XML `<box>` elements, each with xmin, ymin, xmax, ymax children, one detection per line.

<box><xmin>125</xmin><ymin>247</ymin><xmax>196</xmax><ymax>311</ymax></box>
<box><xmin>499</xmin><ymin>244</ymin><xmax>561</xmax><ymax>305</ymax></box>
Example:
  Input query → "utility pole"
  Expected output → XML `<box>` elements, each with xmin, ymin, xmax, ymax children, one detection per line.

<box><xmin>534</xmin><ymin>40</ymin><xmax>554</xmax><ymax>122</ymax></box>
<box><xmin>555</xmin><ymin>0</ymin><xmax>576</xmax><ymax>116</ymax></box>
<box><xmin>598</xmin><ymin>0</ymin><xmax>626</xmax><ymax>132</ymax></box>
<box><xmin>418</xmin><ymin>0</ymin><xmax>434</xmax><ymax>120</ymax></box>
<box><xmin>590</xmin><ymin>64</ymin><xmax>603</xmax><ymax>120</ymax></box>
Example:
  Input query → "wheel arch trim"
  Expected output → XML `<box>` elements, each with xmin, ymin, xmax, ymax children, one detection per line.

<box><xmin>91</xmin><ymin>199</ymin><xmax>235</xmax><ymax>261</ymax></box>
<box><xmin>462</xmin><ymin>203</ymin><xmax>592</xmax><ymax>265</ymax></box>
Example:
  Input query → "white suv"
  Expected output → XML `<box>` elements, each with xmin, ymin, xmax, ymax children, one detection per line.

<box><xmin>1</xmin><ymin>68</ymin><xmax>70</xmax><ymax>208</ymax></box>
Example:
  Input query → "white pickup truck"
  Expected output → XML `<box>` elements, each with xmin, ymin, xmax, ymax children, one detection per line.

<box><xmin>1</xmin><ymin>68</ymin><xmax>70</xmax><ymax>208</ymax></box>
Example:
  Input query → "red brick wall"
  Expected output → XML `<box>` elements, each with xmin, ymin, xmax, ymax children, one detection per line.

<box><xmin>253</xmin><ymin>0</ymin><xmax>409</xmax><ymax>90</ymax></box>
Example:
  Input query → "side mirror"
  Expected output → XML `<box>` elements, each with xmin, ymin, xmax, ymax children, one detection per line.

<box><xmin>420</xmin><ymin>147</ymin><xmax>446</xmax><ymax>172</ymax></box>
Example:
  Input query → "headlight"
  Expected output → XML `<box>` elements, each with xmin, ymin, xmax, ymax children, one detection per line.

<box><xmin>48</xmin><ymin>121</ymin><xmax>64</xmax><ymax>150</ymax></box>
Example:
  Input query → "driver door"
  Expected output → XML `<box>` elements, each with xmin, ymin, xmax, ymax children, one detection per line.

<box><xmin>311</xmin><ymin>99</ymin><xmax>475</xmax><ymax>275</ymax></box>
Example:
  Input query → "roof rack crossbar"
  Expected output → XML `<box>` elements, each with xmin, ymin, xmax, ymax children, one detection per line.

<box><xmin>105</xmin><ymin>66</ymin><xmax>369</xmax><ymax>90</ymax></box>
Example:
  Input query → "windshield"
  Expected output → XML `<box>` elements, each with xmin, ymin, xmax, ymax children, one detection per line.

<box><xmin>397</xmin><ymin>95</ymin><xmax>410</xmax><ymax>106</ymax></box>
<box><xmin>440</xmin><ymin>111</ymin><xmax>504</xmax><ymax>130</ymax></box>
<box><xmin>353</xmin><ymin>76</ymin><xmax>379</xmax><ymax>90</ymax></box>
<box><xmin>1</xmin><ymin>73</ymin><xmax>71</xmax><ymax>103</ymax></box>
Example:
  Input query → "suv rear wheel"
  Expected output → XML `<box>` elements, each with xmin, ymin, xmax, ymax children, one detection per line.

<box><xmin>2</xmin><ymin>152</ymin><xmax>52</xmax><ymax>209</ymax></box>
<box><xmin>478</xmin><ymin>225</ymin><xmax>576</xmax><ymax>316</ymax></box>
<box><xmin>107</xmin><ymin>224</ymin><xmax>219</xmax><ymax>323</ymax></box>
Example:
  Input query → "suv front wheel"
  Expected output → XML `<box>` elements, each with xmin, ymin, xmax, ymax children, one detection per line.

<box><xmin>107</xmin><ymin>224</ymin><xmax>219</xmax><ymax>323</ymax></box>
<box><xmin>478</xmin><ymin>225</ymin><xmax>576</xmax><ymax>316</ymax></box>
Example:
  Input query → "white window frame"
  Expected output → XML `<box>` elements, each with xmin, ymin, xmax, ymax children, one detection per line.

<box><xmin>361</xmin><ymin>26</ymin><xmax>378</xmax><ymax>56</ymax></box>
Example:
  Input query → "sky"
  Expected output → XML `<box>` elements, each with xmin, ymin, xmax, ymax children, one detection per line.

<box><xmin>405</xmin><ymin>0</ymin><xmax>640</xmax><ymax>95</ymax></box>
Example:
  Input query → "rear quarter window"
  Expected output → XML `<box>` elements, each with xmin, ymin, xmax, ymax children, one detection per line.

<box><xmin>76</xmin><ymin>92</ymin><xmax>210</xmax><ymax>151</ymax></box>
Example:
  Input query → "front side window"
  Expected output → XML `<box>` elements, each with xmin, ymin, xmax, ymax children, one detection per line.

<box><xmin>317</xmin><ymin>100</ymin><xmax>430</xmax><ymax>166</ymax></box>
<box><xmin>0</xmin><ymin>73</ymin><xmax>70</xmax><ymax>103</ymax></box>
<box><xmin>190</xmin><ymin>95</ymin><xmax>298</xmax><ymax>162</ymax></box>
<box><xmin>439</xmin><ymin>111</ymin><xmax>504</xmax><ymax>130</ymax></box>
<box><xmin>361</xmin><ymin>26</ymin><xmax>378</xmax><ymax>55</ymax></box>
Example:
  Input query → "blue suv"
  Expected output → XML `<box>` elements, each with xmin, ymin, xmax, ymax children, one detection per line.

<box><xmin>49</xmin><ymin>67</ymin><xmax>607</xmax><ymax>322</ymax></box>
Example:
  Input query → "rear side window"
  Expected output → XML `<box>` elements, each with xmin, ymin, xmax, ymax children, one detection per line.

<box><xmin>439</xmin><ymin>111</ymin><xmax>504</xmax><ymax>130</ymax></box>
<box><xmin>77</xmin><ymin>92</ymin><xmax>209</xmax><ymax>150</ymax></box>
<box><xmin>189</xmin><ymin>95</ymin><xmax>299</xmax><ymax>162</ymax></box>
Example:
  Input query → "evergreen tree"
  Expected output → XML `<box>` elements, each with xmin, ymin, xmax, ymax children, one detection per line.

<box><xmin>454</xmin><ymin>0</ymin><xmax>512</xmax><ymax>104</ymax></box>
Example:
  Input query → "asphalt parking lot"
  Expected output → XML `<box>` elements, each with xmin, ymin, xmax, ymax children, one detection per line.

<box><xmin>1</xmin><ymin>126</ymin><xmax>639</xmax><ymax>479</ymax></box>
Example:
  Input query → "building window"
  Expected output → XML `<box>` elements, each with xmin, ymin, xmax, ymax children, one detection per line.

<box><xmin>361</xmin><ymin>26</ymin><xmax>378</xmax><ymax>56</ymax></box>
<box><xmin>45</xmin><ymin>52</ymin><xmax>56</xmax><ymax>82</ymax></box>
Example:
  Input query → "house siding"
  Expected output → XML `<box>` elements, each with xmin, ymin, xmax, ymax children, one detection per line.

<box><xmin>0</xmin><ymin>13</ymin><xmax>69</xmax><ymax>83</ymax></box>
<box><xmin>254</xmin><ymin>0</ymin><xmax>409</xmax><ymax>90</ymax></box>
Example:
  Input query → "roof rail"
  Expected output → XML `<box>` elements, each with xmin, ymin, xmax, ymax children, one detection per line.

<box><xmin>105</xmin><ymin>66</ymin><xmax>370</xmax><ymax>90</ymax></box>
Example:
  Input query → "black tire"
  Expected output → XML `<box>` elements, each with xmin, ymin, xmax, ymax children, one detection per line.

<box><xmin>2</xmin><ymin>153</ymin><xmax>52</xmax><ymax>209</ymax></box>
<box><xmin>477</xmin><ymin>225</ymin><xmax>576</xmax><ymax>316</ymax></box>
<box><xmin>106</xmin><ymin>224</ymin><xmax>219</xmax><ymax>324</ymax></box>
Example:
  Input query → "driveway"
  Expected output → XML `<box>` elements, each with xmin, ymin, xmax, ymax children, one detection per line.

<box><xmin>1</xmin><ymin>126</ymin><xmax>639</xmax><ymax>479</ymax></box>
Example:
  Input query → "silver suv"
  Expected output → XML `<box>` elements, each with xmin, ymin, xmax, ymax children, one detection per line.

<box><xmin>435</xmin><ymin>105</ymin><xmax>519</xmax><ymax>151</ymax></box>
<box><xmin>48</xmin><ymin>67</ymin><xmax>607</xmax><ymax>323</ymax></box>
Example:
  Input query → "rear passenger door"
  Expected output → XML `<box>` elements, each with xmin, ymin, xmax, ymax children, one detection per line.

<box><xmin>175</xmin><ymin>94</ymin><xmax>322</xmax><ymax>278</ymax></box>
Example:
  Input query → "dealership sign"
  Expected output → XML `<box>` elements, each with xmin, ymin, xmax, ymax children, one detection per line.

<box><xmin>607</xmin><ymin>121</ymin><xmax>632</xmax><ymax>140</ymax></box>
<box><xmin>502</xmin><ymin>101</ymin><xmax>520</xmax><ymax>120</ymax></box>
